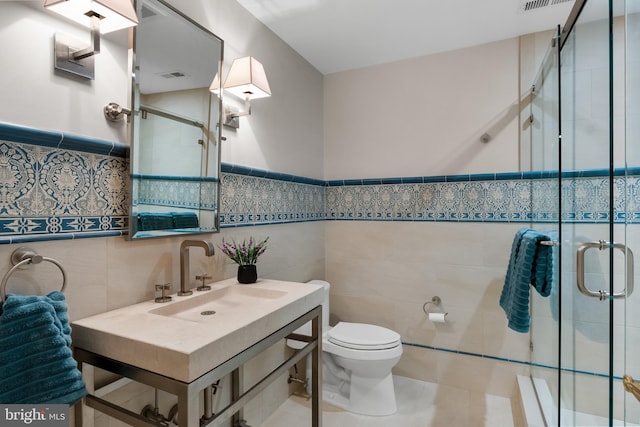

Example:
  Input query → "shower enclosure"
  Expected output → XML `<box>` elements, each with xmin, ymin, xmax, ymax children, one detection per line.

<box><xmin>528</xmin><ymin>0</ymin><xmax>640</xmax><ymax>425</ymax></box>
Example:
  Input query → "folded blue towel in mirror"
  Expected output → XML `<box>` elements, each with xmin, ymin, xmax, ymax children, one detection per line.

<box><xmin>137</xmin><ymin>212</ymin><xmax>174</xmax><ymax>231</ymax></box>
<box><xmin>0</xmin><ymin>292</ymin><xmax>87</xmax><ymax>404</ymax></box>
<box><xmin>500</xmin><ymin>228</ymin><xmax>555</xmax><ymax>333</ymax></box>
<box><xmin>171</xmin><ymin>212</ymin><xmax>199</xmax><ymax>229</ymax></box>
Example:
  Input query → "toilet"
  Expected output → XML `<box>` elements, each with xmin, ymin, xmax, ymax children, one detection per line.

<box><xmin>287</xmin><ymin>280</ymin><xmax>403</xmax><ymax>416</ymax></box>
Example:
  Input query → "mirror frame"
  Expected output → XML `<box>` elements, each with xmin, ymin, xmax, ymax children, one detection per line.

<box><xmin>128</xmin><ymin>0</ymin><xmax>223</xmax><ymax>239</ymax></box>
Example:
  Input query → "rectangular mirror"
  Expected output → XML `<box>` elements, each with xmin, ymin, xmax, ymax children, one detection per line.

<box><xmin>129</xmin><ymin>0</ymin><xmax>223</xmax><ymax>239</ymax></box>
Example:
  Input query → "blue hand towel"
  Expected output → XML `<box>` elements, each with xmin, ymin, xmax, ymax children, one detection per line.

<box><xmin>137</xmin><ymin>212</ymin><xmax>174</xmax><ymax>231</ymax></box>
<box><xmin>500</xmin><ymin>228</ymin><xmax>555</xmax><ymax>333</ymax></box>
<box><xmin>171</xmin><ymin>212</ymin><xmax>199</xmax><ymax>229</ymax></box>
<box><xmin>0</xmin><ymin>292</ymin><xmax>87</xmax><ymax>404</ymax></box>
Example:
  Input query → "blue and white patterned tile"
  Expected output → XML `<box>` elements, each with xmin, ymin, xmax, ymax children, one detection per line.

<box><xmin>136</xmin><ymin>178</ymin><xmax>207</xmax><ymax>209</ymax></box>
<box><xmin>92</xmin><ymin>156</ymin><xmax>129</xmax><ymax>215</ymax></box>
<box><xmin>3</xmin><ymin>120</ymin><xmax>640</xmax><ymax>243</ymax></box>
<box><xmin>0</xmin><ymin>143</ymin><xmax>36</xmax><ymax>216</ymax></box>
<box><xmin>220</xmin><ymin>172</ymin><xmax>325</xmax><ymax>227</ymax></box>
<box><xmin>40</xmin><ymin>150</ymin><xmax>91</xmax><ymax>215</ymax></box>
<box><xmin>0</xmin><ymin>139</ymin><xmax>128</xmax><ymax>240</ymax></box>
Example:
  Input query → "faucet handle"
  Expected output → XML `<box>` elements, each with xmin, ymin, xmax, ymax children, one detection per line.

<box><xmin>195</xmin><ymin>274</ymin><xmax>212</xmax><ymax>291</ymax></box>
<box><xmin>155</xmin><ymin>283</ymin><xmax>172</xmax><ymax>303</ymax></box>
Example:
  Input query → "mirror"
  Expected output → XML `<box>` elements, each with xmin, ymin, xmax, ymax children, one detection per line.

<box><xmin>129</xmin><ymin>0</ymin><xmax>223</xmax><ymax>239</ymax></box>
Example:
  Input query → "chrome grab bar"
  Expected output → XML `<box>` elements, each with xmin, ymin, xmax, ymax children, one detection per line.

<box><xmin>576</xmin><ymin>240</ymin><xmax>634</xmax><ymax>300</ymax></box>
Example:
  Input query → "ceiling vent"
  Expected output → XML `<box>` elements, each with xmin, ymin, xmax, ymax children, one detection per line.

<box><xmin>141</xmin><ymin>2</ymin><xmax>168</xmax><ymax>19</ymax></box>
<box><xmin>520</xmin><ymin>0</ymin><xmax>573</xmax><ymax>12</ymax></box>
<box><xmin>159</xmin><ymin>71</ymin><xmax>187</xmax><ymax>79</ymax></box>
<box><xmin>141</xmin><ymin>5</ymin><xmax>157</xmax><ymax>19</ymax></box>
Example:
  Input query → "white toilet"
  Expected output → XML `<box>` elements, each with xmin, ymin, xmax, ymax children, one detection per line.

<box><xmin>287</xmin><ymin>280</ymin><xmax>403</xmax><ymax>416</ymax></box>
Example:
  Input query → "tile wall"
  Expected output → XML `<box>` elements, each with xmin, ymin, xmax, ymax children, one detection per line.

<box><xmin>3</xmin><ymin>121</ymin><xmax>640</xmax><ymax>406</ymax></box>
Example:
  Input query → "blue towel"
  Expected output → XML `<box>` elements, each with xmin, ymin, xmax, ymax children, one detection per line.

<box><xmin>500</xmin><ymin>228</ymin><xmax>555</xmax><ymax>333</ymax></box>
<box><xmin>0</xmin><ymin>292</ymin><xmax>87</xmax><ymax>404</ymax></box>
<box><xmin>171</xmin><ymin>212</ymin><xmax>199</xmax><ymax>229</ymax></box>
<box><xmin>137</xmin><ymin>212</ymin><xmax>174</xmax><ymax>231</ymax></box>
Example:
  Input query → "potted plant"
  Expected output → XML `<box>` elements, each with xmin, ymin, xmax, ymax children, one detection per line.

<box><xmin>220</xmin><ymin>236</ymin><xmax>269</xmax><ymax>284</ymax></box>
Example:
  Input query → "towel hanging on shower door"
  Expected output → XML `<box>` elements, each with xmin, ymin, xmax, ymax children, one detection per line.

<box><xmin>500</xmin><ymin>228</ymin><xmax>555</xmax><ymax>333</ymax></box>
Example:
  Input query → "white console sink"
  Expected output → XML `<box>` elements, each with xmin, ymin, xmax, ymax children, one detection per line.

<box><xmin>72</xmin><ymin>278</ymin><xmax>323</xmax><ymax>382</ymax></box>
<box><xmin>149</xmin><ymin>285</ymin><xmax>288</xmax><ymax>322</ymax></box>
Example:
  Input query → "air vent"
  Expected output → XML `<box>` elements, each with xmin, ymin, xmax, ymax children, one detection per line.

<box><xmin>159</xmin><ymin>71</ymin><xmax>187</xmax><ymax>79</ymax></box>
<box><xmin>141</xmin><ymin>5</ymin><xmax>157</xmax><ymax>19</ymax></box>
<box><xmin>520</xmin><ymin>0</ymin><xmax>573</xmax><ymax>12</ymax></box>
<box><xmin>140</xmin><ymin>2</ymin><xmax>168</xmax><ymax>19</ymax></box>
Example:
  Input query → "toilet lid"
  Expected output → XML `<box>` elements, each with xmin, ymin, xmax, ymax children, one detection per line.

<box><xmin>328</xmin><ymin>322</ymin><xmax>401</xmax><ymax>350</ymax></box>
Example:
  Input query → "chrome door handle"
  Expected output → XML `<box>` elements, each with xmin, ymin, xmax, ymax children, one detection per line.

<box><xmin>576</xmin><ymin>240</ymin><xmax>634</xmax><ymax>300</ymax></box>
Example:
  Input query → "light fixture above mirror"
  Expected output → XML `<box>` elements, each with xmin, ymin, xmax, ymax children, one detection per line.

<box><xmin>44</xmin><ymin>0</ymin><xmax>138</xmax><ymax>79</ymax></box>
<box><xmin>210</xmin><ymin>56</ymin><xmax>271</xmax><ymax>128</ymax></box>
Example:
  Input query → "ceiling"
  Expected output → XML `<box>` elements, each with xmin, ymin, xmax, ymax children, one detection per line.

<box><xmin>236</xmin><ymin>0</ymin><xmax>576</xmax><ymax>74</ymax></box>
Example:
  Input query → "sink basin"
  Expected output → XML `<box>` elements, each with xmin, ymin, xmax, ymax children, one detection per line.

<box><xmin>71</xmin><ymin>278</ymin><xmax>324</xmax><ymax>382</ymax></box>
<box><xmin>150</xmin><ymin>285</ymin><xmax>287</xmax><ymax>322</ymax></box>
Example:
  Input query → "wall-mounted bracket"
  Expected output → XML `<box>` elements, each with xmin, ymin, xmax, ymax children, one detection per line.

<box><xmin>54</xmin><ymin>32</ymin><xmax>95</xmax><ymax>79</ymax></box>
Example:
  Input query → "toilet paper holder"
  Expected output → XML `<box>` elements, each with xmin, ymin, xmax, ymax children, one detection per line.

<box><xmin>422</xmin><ymin>296</ymin><xmax>442</xmax><ymax>315</ymax></box>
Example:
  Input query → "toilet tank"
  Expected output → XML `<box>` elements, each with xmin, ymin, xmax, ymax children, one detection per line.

<box><xmin>287</xmin><ymin>280</ymin><xmax>330</xmax><ymax>349</ymax></box>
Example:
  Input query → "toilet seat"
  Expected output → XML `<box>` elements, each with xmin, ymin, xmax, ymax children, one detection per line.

<box><xmin>327</xmin><ymin>322</ymin><xmax>401</xmax><ymax>350</ymax></box>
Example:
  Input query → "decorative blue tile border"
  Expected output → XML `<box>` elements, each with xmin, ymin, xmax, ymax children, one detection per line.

<box><xmin>1</xmin><ymin>121</ymin><xmax>638</xmax><ymax>243</ymax></box>
<box><xmin>326</xmin><ymin>179</ymin><xmax>533</xmax><ymax>222</ymax></box>
<box><xmin>221</xmin><ymin>163</ymin><xmax>325</xmax><ymax>186</ymax></box>
<box><xmin>0</xmin><ymin>122</ymin><xmax>129</xmax><ymax>157</ymax></box>
<box><xmin>219</xmin><ymin>167</ymin><xmax>325</xmax><ymax>228</ymax></box>
<box><xmin>133</xmin><ymin>176</ymin><xmax>218</xmax><ymax>210</ymax></box>
<box><xmin>325</xmin><ymin>172</ymin><xmax>640</xmax><ymax>224</ymax></box>
<box><xmin>0</xmin><ymin>122</ymin><xmax>129</xmax><ymax>243</ymax></box>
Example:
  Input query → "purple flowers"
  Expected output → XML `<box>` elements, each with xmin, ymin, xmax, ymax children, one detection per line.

<box><xmin>220</xmin><ymin>236</ymin><xmax>269</xmax><ymax>265</ymax></box>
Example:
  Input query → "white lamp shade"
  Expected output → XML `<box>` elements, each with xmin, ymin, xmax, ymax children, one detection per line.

<box><xmin>223</xmin><ymin>57</ymin><xmax>271</xmax><ymax>100</ymax></box>
<box><xmin>44</xmin><ymin>0</ymin><xmax>138</xmax><ymax>33</ymax></box>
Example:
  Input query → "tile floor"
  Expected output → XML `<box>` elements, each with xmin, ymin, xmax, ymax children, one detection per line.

<box><xmin>260</xmin><ymin>376</ymin><xmax>515</xmax><ymax>427</ymax></box>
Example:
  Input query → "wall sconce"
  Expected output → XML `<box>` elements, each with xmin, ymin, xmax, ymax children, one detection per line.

<box><xmin>210</xmin><ymin>56</ymin><xmax>271</xmax><ymax>128</ymax></box>
<box><xmin>44</xmin><ymin>0</ymin><xmax>138</xmax><ymax>79</ymax></box>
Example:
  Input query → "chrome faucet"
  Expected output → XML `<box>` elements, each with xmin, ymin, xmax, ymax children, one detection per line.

<box><xmin>179</xmin><ymin>240</ymin><xmax>215</xmax><ymax>296</ymax></box>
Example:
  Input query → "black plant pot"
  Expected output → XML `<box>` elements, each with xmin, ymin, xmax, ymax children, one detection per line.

<box><xmin>237</xmin><ymin>264</ymin><xmax>257</xmax><ymax>284</ymax></box>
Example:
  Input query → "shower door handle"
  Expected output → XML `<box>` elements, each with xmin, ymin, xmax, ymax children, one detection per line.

<box><xmin>576</xmin><ymin>240</ymin><xmax>634</xmax><ymax>300</ymax></box>
<box><xmin>624</xmin><ymin>375</ymin><xmax>640</xmax><ymax>403</ymax></box>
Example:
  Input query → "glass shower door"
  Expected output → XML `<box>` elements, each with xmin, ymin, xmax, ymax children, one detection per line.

<box><xmin>528</xmin><ymin>1</ymin><xmax>639</xmax><ymax>424</ymax></box>
<box><xmin>558</xmin><ymin>0</ymin><xmax>635</xmax><ymax>425</ymax></box>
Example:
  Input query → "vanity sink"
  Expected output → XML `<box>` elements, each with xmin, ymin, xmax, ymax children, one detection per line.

<box><xmin>149</xmin><ymin>285</ymin><xmax>287</xmax><ymax>322</ymax></box>
<box><xmin>71</xmin><ymin>278</ymin><xmax>323</xmax><ymax>383</ymax></box>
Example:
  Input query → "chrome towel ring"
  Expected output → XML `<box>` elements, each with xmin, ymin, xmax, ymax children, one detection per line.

<box><xmin>0</xmin><ymin>247</ymin><xmax>67</xmax><ymax>302</ymax></box>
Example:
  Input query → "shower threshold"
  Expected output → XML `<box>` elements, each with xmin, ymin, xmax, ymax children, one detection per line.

<box><xmin>517</xmin><ymin>375</ymin><xmax>638</xmax><ymax>426</ymax></box>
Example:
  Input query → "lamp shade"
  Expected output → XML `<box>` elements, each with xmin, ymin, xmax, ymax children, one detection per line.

<box><xmin>44</xmin><ymin>0</ymin><xmax>138</xmax><ymax>33</ymax></box>
<box><xmin>223</xmin><ymin>57</ymin><xmax>271</xmax><ymax>100</ymax></box>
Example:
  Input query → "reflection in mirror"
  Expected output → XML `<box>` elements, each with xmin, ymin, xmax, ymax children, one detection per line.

<box><xmin>129</xmin><ymin>0</ymin><xmax>223</xmax><ymax>239</ymax></box>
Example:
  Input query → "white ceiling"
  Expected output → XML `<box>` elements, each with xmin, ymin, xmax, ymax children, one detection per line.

<box><xmin>236</xmin><ymin>0</ymin><xmax>576</xmax><ymax>74</ymax></box>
